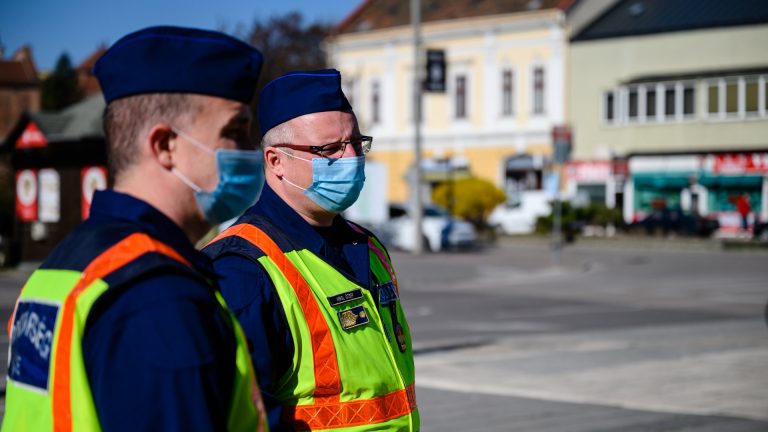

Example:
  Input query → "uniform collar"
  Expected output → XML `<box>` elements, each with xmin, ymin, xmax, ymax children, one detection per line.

<box><xmin>248</xmin><ymin>184</ymin><xmax>367</xmax><ymax>257</ymax></box>
<box><xmin>89</xmin><ymin>189</ymin><xmax>216</xmax><ymax>277</ymax></box>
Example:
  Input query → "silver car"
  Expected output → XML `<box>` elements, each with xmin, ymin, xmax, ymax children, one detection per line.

<box><xmin>382</xmin><ymin>204</ymin><xmax>477</xmax><ymax>252</ymax></box>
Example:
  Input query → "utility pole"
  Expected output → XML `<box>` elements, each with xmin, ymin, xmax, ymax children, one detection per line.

<box><xmin>551</xmin><ymin>125</ymin><xmax>572</xmax><ymax>266</ymax></box>
<box><xmin>411</xmin><ymin>0</ymin><xmax>425</xmax><ymax>254</ymax></box>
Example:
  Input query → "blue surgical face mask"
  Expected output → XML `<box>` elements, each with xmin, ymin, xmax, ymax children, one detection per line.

<box><xmin>277</xmin><ymin>148</ymin><xmax>366</xmax><ymax>213</ymax></box>
<box><xmin>172</xmin><ymin>128</ymin><xmax>264</xmax><ymax>225</ymax></box>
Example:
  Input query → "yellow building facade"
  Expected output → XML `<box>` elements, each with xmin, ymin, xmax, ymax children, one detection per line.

<box><xmin>327</xmin><ymin>4</ymin><xmax>567</xmax><ymax>203</ymax></box>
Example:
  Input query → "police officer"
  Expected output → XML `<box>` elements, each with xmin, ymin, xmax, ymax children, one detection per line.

<box><xmin>204</xmin><ymin>70</ymin><xmax>419</xmax><ymax>431</ymax></box>
<box><xmin>3</xmin><ymin>26</ymin><xmax>268</xmax><ymax>431</ymax></box>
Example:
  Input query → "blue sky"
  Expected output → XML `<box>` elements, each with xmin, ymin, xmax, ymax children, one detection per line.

<box><xmin>0</xmin><ymin>0</ymin><xmax>361</xmax><ymax>71</ymax></box>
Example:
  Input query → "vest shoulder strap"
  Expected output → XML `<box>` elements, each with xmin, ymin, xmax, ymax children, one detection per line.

<box><xmin>50</xmin><ymin>232</ymin><xmax>192</xmax><ymax>432</ymax></box>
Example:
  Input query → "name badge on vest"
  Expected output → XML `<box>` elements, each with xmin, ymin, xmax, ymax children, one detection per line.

<box><xmin>8</xmin><ymin>300</ymin><xmax>60</xmax><ymax>392</ymax></box>
<box><xmin>327</xmin><ymin>289</ymin><xmax>363</xmax><ymax>307</ymax></box>
<box><xmin>378</xmin><ymin>281</ymin><xmax>399</xmax><ymax>306</ymax></box>
<box><xmin>338</xmin><ymin>305</ymin><xmax>369</xmax><ymax>330</ymax></box>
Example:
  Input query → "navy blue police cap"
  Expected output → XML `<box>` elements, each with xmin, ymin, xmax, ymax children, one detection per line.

<box><xmin>94</xmin><ymin>26</ymin><xmax>263</xmax><ymax>104</ymax></box>
<box><xmin>258</xmin><ymin>69</ymin><xmax>352</xmax><ymax>136</ymax></box>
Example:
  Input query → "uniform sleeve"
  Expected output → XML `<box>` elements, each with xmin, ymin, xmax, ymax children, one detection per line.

<box><xmin>82</xmin><ymin>273</ymin><xmax>236</xmax><ymax>432</ymax></box>
<box><xmin>213</xmin><ymin>253</ymin><xmax>295</xmax><ymax>432</ymax></box>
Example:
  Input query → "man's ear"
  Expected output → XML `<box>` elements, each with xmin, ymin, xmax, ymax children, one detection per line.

<box><xmin>146</xmin><ymin>124</ymin><xmax>175</xmax><ymax>169</ymax></box>
<box><xmin>264</xmin><ymin>146</ymin><xmax>284</xmax><ymax>178</ymax></box>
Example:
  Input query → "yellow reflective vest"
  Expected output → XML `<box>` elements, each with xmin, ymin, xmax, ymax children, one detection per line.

<box><xmin>3</xmin><ymin>232</ymin><xmax>266</xmax><ymax>432</ymax></box>
<box><xmin>206</xmin><ymin>219</ymin><xmax>419</xmax><ymax>431</ymax></box>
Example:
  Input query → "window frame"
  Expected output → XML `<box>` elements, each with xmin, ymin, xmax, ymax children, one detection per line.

<box><xmin>454</xmin><ymin>74</ymin><xmax>468</xmax><ymax>120</ymax></box>
<box><xmin>532</xmin><ymin>66</ymin><xmax>546</xmax><ymax>115</ymax></box>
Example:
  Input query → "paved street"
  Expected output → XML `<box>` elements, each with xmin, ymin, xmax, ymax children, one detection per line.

<box><xmin>0</xmin><ymin>237</ymin><xmax>767</xmax><ymax>430</ymax></box>
<box><xmin>392</xmin><ymin>238</ymin><xmax>768</xmax><ymax>431</ymax></box>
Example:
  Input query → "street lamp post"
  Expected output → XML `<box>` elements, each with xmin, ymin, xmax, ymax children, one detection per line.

<box><xmin>411</xmin><ymin>0</ymin><xmax>425</xmax><ymax>254</ymax></box>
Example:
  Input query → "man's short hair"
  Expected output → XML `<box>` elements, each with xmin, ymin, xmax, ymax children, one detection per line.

<box><xmin>103</xmin><ymin>94</ymin><xmax>202</xmax><ymax>179</ymax></box>
<box><xmin>260</xmin><ymin>121</ymin><xmax>295</xmax><ymax>150</ymax></box>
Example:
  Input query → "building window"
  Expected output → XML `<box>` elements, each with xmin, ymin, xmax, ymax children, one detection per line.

<box><xmin>725</xmin><ymin>81</ymin><xmax>738</xmax><ymax>114</ymax></box>
<box><xmin>628</xmin><ymin>88</ymin><xmax>639</xmax><ymax>120</ymax></box>
<box><xmin>455</xmin><ymin>75</ymin><xmax>467</xmax><ymax>119</ymax></box>
<box><xmin>764</xmin><ymin>76</ymin><xmax>768</xmax><ymax>113</ymax></box>
<box><xmin>745</xmin><ymin>78</ymin><xmax>759</xmax><ymax>114</ymax></box>
<box><xmin>707</xmin><ymin>82</ymin><xmax>719</xmax><ymax>115</ymax></box>
<box><xmin>664</xmin><ymin>86</ymin><xmax>676</xmax><ymax>119</ymax></box>
<box><xmin>533</xmin><ymin>67</ymin><xmax>545</xmax><ymax>114</ymax></box>
<box><xmin>343</xmin><ymin>78</ymin><xmax>356</xmax><ymax>109</ymax></box>
<box><xmin>604</xmin><ymin>91</ymin><xmax>615</xmax><ymax>122</ymax></box>
<box><xmin>371</xmin><ymin>81</ymin><xmax>380</xmax><ymax>124</ymax></box>
<box><xmin>683</xmin><ymin>85</ymin><xmax>695</xmax><ymax>116</ymax></box>
<box><xmin>502</xmin><ymin>69</ymin><xmax>514</xmax><ymax>116</ymax></box>
<box><xmin>646</xmin><ymin>87</ymin><xmax>657</xmax><ymax>119</ymax></box>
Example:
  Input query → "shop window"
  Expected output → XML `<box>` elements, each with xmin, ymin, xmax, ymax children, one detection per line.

<box><xmin>604</xmin><ymin>91</ymin><xmax>615</xmax><ymax>122</ymax></box>
<box><xmin>455</xmin><ymin>75</ymin><xmax>467</xmax><ymax>119</ymax></box>
<box><xmin>628</xmin><ymin>88</ymin><xmax>638</xmax><ymax>120</ymax></box>
<box><xmin>533</xmin><ymin>67</ymin><xmax>545</xmax><ymax>114</ymax></box>
<box><xmin>745</xmin><ymin>79</ymin><xmax>759</xmax><ymax>114</ymax></box>
<box><xmin>502</xmin><ymin>69</ymin><xmax>514</xmax><ymax>116</ymax></box>
<box><xmin>683</xmin><ymin>86</ymin><xmax>695</xmax><ymax>116</ymax></box>
<box><xmin>725</xmin><ymin>81</ymin><xmax>738</xmax><ymax>114</ymax></box>
<box><xmin>646</xmin><ymin>88</ymin><xmax>656</xmax><ymax>119</ymax></box>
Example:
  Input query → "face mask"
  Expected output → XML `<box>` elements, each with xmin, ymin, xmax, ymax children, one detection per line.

<box><xmin>172</xmin><ymin>128</ymin><xmax>264</xmax><ymax>225</ymax></box>
<box><xmin>277</xmin><ymin>148</ymin><xmax>366</xmax><ymax>213</ymax></box>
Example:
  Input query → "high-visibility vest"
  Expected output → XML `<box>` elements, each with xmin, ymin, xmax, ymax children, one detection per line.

<box><xmin>206</xmin><ymin>218</ymin><xmax>419</xmax><ymax>431</ymax></box>
<box><xmin>2</xmin><ymin>232</ymin><xmax>266</xmax><ymax>432</ymax></box>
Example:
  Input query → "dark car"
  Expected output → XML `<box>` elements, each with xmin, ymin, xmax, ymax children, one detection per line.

<box><xmin>632</xmin><ymin>207</ymin><xmax>720</xmax><ymax>238</ymax></box>
<box><xmin>753</xmin><ymin>221</ymin><xmax>768</xmax><ymax>242</ymax></box>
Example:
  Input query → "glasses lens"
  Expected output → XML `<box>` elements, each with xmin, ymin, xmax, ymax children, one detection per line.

<box><xmin>360</xmin><ymin>136</ymin><xmax>372</xmax><ymax>154</ymax></box>
<box><xmin>323</xmin><ymin>143</ymin><xmax>346</xmax><ymax>158</ymax></box>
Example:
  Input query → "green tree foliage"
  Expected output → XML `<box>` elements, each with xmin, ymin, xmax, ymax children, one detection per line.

<box><xmin>41</xmin><ymin>53</ymin><xmax>82</xmax><ymax>110</ymax></box>
<box><xmin>432</xmin><ymin>177</ymin><xmax>506</xmax><ymax>227</ymax></box>
<box><xmin>535</xmin><ymin>202</ymin><xmax>624</xmax><ymax>237</ymax></box>
<box><xmin>239</xmin><ymin>12</ymin><xmax>332</xmax><ymax>138</ymax></box>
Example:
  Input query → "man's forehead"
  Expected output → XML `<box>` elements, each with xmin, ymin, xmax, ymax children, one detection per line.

<box><xmin>294</xmin><ymin>111</ymin><xmax>356</xmax><ymax>137</ymax></box>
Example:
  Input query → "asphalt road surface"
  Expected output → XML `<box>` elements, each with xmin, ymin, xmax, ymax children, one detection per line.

<box><xmin>1</xmin><ymin>237</ymin><xmax>766</xmax><ymax>431</ymax></box>
<box><xmin>394</xmin><ymin>238</ymin><xmax>768</xmax><ymax>431</ymax></box>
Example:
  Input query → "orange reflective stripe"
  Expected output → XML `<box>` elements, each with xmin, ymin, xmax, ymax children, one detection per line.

<box><xmin>209</xmin><ymin>224</ymin><xmax>341</xmax><ymax>403</ymax></box>
<box><xmin>51</xmin><ymin>233</ymin><xmax>190</xmax><ymax>432</ymax></box>
<box><xmin>284</xmin><ymin>384</ymin><xmax>417</xmax><ymax>430</ymax></box>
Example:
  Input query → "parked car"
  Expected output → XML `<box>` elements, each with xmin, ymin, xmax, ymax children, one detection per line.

<box><xmin>381</xmin><ymin>204</ymin><xmax>477</xmax><ymax>252</ymax></box>
<box><xmin>488</xmin><ymin>190</ymin><xmax>551</xmax><ymax>235</ymax></box>
<box><xmin>629</xmin><ymin>206</ymin><xmax>720</xmax><ymax>238</ymax></box>
<box><xmin>753</xmin><ymin>221</ymin><xmax>768</xmax><ymax>242</ymax></box>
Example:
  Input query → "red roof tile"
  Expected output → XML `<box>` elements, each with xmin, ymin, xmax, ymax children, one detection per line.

<box><xmin>335</xmin><ymin>0</ymin><xmax>563</xmax><ymax>34</ymax></box>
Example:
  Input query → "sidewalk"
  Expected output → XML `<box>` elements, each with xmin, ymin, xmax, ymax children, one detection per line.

<box><xmin>495</xmin><ymin>232</ymin><xmax>768</xmax><ymax>253</ymax></box>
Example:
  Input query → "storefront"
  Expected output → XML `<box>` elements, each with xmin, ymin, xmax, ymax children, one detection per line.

<box><xmin>625</xmin><ymin>152</ymin><xmax>768</xmax><ymax>231</ymax></box>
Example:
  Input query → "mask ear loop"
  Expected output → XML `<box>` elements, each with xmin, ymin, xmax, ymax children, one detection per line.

<box><xmin>171</xmin><ymin>167</ymin><xmax>203</xmax><ymax>193</ymax></box>
<box><xmin>275</xmin><ymin>147</ymin><xmax>312</xmax><ymax>163</ymax></box>
<box><xmin>275</xmin><ymin>147</ymin><xmax>311</xmax><ymax>192</ymax></box>
<box><xmin>170</xmin><ymin>127</ymin><xmax>216</xmax><ymax>193</ymax></box>
<box><xmin>172</xmin><ymin>127</ymin><xmax>216</xmax><ymax>155</ymax></box>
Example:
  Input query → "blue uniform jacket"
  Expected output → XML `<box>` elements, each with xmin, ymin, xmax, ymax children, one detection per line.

<box><xmin>205</xmin><ymin>184</ymin><xmax>374</xmax><ymax>431</ymax></box>
<box><xmin>44</xmin><ymin>190</ymin><xmax>237</xmax><ymax>431</ymax></box>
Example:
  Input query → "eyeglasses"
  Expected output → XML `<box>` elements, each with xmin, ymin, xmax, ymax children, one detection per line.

<box><xmin>279</xmin><ymin>136</ymin><xmax>373</xmax><ymax>159</ymax></box>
